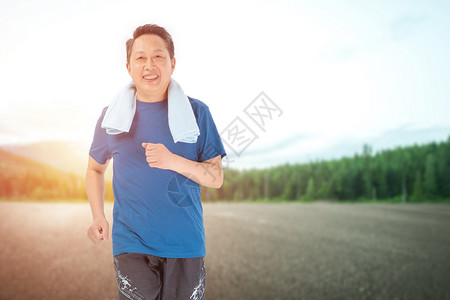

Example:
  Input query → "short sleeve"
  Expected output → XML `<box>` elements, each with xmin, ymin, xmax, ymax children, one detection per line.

<box><xmin>89</xmin><ymin>107</ymin><xmax>112</xmax><ymax>164</ymax></box>
<box><xmin>196</xmin><ymin>105</ymin><xmax>227</xmax><ymax>162</ymax></box>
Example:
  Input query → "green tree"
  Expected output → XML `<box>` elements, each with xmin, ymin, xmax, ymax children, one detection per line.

<box><xmin>362</xmin><ymin>144</ymin><xmax>373</xmax><ymax>199</ymax></box>
<box><xmin>424</xmin><ymin>154</ymin><xmax>437</xmax><ymax>199</ymax></box>
<box><xmin>303</xmin><ymin>177</ymin><xmax>315</xmax><ymax>201</ymax></box>
<box><xmin>411</xmin><ymin>171</ymin><xmax>423</xmax><ymax>202</ymax></box>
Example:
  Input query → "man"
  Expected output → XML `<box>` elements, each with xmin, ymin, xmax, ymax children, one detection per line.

<box><xmin>86</xmin><ymin>24</ymin><xmax>226</xmax><ymax>300</ymax></box>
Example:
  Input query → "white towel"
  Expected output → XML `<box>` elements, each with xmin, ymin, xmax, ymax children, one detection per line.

<box><xmin>101</xmin><ymin>78</ymin><xmax>200</xmax><ymax>143</ymax></box>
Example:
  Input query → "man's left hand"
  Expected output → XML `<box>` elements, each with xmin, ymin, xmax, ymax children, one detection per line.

<box><xmin>142</xmin><ymin>142</ymin><xmax>177</xmax><ymax>170</ymax></box>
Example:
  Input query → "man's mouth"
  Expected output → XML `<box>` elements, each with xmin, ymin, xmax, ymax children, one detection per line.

<box><xmin>143</xmin><ymin>75</ymin><xmax>159</xmax><ymax>80</ymax></box>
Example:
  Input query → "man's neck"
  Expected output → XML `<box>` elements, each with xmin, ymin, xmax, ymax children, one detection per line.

<box><xmin>137</xmin><ymin>90</ymin><xmax>168</xmax><ymax>103</ymax></box>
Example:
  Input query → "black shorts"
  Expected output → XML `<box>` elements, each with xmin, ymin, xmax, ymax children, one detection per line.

<box><xmin>113</xmin><ymin>253</ymin><xmax>206</xmax><ymax>300</ymax></box>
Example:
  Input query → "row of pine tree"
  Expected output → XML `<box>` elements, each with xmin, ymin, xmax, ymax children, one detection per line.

<box><xmin>202</xmin><ymin>137</ymin><xmax>450</xmax><ymax>202</ymax></box>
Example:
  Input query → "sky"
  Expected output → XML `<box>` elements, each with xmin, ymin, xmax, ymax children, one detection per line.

<box><xmin>1</xmin><ymin>0</ymin><xmax>449</xmax><ymax>169</ymax></box>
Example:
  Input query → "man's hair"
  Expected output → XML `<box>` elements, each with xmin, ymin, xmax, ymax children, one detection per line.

<box><xmin>126</xmin><ymin>24</ymin><xmax>175</xmax><ymax>63</ymax></box>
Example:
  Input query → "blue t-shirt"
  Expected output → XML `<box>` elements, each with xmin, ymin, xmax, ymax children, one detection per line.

<box><xmin>89</xmin><ymin>97</ymin><xmax>226</xmax><ymax>258</ymax></box>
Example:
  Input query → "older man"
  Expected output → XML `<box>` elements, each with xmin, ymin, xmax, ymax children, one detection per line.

<box><xmin>86</xmin><ymin>24</ymin><xmax>226</xmax><ymax>300</ymax></box>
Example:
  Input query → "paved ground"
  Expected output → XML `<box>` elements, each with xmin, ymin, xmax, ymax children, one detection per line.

<box><xmin>0</xmin><ymin>202</ymin><xmax>449</xmax><ymax>300</ymax></box>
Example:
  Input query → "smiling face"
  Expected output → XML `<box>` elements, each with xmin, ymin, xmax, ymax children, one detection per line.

<box><xmin>126</xmin><ymin>34</ymin><xmax>176</xmax><ymax>102</ymax></box>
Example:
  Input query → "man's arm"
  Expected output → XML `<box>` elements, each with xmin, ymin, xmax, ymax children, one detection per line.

<box><xmin>142</xmin><ymin>143</ymin><xmax>224</xmax><ymax>188</ymax></box>
<box><xmin>86</xmin><ymin>156</ymin><xmax>110</xmax><ymax>245</ymax></box>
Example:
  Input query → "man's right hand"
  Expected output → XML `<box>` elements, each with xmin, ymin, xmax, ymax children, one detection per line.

<box><xmin>87</xmin><ymin>217</ymin><xmax>109</xmax><ymax>245</ymax></box>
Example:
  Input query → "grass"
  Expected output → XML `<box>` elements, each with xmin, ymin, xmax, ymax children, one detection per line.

<box><xmin>1</xmin><ymin>197</ymin><xmax>449</xmax><ymax>204</ymax></box>
<box><xmin>0</xmin><ymin>198</ymin><xmax>90</xmax><ymax>203</ymax></box>
<box><xmin>208</xmin><ymin>197</ymin><xmax>450</xmax><ymax>204</ymax></box>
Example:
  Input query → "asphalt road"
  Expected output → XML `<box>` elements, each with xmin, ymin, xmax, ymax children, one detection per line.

<box><xmin>0</xmin><ymin>202</ymin><xmax>449</xmax><ymax>300</ymax></box>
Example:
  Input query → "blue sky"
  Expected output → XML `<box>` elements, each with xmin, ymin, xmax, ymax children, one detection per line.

<box><xmin>0</xmin><ymin>0</ymin><xmax>449</xmax><ymax>168</ymax></box>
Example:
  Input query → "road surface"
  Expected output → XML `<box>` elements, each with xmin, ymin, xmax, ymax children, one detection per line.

<box><xmin>0</xmin><ymin>202</ymin><xmax>449</xmax><ymax>300</ymax></box>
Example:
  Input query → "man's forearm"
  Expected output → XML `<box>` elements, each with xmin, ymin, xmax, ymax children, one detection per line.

<box><xmin>142</xmin><ymin>142</ymin><xmax>223</xmax><ymax>188</ymax></box>
<box><xmin>86</xmin><ymin>169</ymin><xmax>107</xmax><ymax>220</ymax></box>
<box><xmin>170</xmin><ymin>155</ymin><xmax>223</xmax><ymax>189</ymax></box>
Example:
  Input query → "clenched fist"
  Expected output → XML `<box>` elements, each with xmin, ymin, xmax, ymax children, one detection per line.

<box><xmin>87</xmin><ymin>216</ymin><xmax>109</xmax><ymax>245</ymax></box>
<box><xmin>142</xmin><ymin>142</ymin><xmax>177</xmax><ymax>170</ymax></box>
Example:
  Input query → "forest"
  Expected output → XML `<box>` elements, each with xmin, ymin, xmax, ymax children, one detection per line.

<box><xmin>203</xmin><ymin>136</ymin><xmax>450</xmax><ymax>202</ymax></box>
<box><xmin>1</xmin><ymin>137</ymin><xmax>449</xmax><ymax>202</ymax></box>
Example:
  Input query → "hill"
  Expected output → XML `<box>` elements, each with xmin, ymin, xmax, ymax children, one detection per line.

<box><xmin>0</xmin><ymin>148</ymin><xmax>87</xmax><ymax>200</ymax></box>
<box><xmin>0</xmin><ymin>147</ymin><xmax>58</xmax><ymax>177</ymax></box>
<box><xmin>0</xmin><ymin>140</ymin><xmax>113</xmax><ymax>180</ymax></box>
<box><xmin>1</xmin><ymin>141</ymin><xmax>89</xmax><ymax>176</ymax></box>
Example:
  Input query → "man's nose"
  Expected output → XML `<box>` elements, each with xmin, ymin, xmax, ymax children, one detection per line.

<box><xmin>144</xmin><ymin>58</ymin><xmax>154</xmax><ymax>69</ymax></box>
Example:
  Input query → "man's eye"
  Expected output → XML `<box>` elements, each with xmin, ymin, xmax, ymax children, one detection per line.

<box><xmin>137</xmin><ymin>57</ymin><xmax>145</xmax><ymax>60</ymax></box>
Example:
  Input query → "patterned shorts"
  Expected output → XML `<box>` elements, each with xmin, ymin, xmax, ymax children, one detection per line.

<box><xmin>113</xmin><ymin>253</ymin><xmax>206</xmax><ymax>300</ymax></box>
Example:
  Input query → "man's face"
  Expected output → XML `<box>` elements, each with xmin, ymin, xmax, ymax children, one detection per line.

<box><xmin>126</xmin><ymin>34</ymin><xmax>175</xmax><ymax>102</ymax></box>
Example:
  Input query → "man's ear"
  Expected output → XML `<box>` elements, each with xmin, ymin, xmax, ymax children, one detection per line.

<box><xmin>126</xmin><ymin>62</ymin><xmax>131</xmax><ymax>76</ymax></box>
<box><xmin>171</xmin><ymin>57</ymin><xmax>176</xmax><ymax>75</ymax></box>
